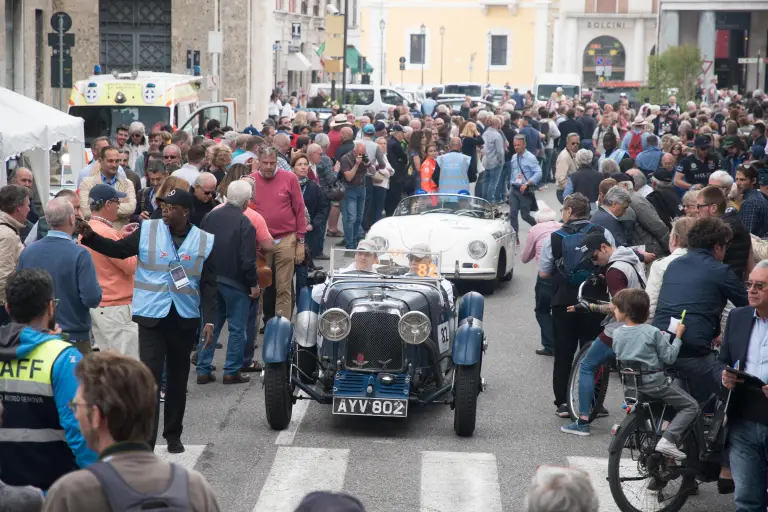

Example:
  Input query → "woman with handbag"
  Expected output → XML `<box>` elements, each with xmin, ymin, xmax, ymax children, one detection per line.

<box><xmin>368</xmin><ymin>137</ymin><xmax>395</xmax><ymax>226</ymax></box>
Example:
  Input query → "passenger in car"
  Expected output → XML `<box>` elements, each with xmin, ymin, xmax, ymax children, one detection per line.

<box><xmin>405</xmin><ymin>243</ymin><xmax>456</xmax><ymax>309</ymax></box>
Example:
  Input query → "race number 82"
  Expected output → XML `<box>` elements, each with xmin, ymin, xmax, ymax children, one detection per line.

<box><xmin>417</xmin><ymin>263</ymin><xmax>438</xmax><ymax>277</ymax></box>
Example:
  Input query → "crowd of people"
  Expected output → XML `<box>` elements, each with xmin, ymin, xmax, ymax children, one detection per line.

<box><xmin>3</xmin><ymin>81</ymin><xmax>768</xmax><ymax>510</ymax></box>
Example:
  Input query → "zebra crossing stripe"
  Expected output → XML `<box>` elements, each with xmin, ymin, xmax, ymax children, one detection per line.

<box><xmin>567</xmin><ymin>456</ymin><xmax>619</xmax><ymax>512</ymax></box>
<box><xmin>275</xmin><ymin>390</ymin><xmax>310</xmax><ymax>446</ymax></box>
<box><xmin>420</xmin><ymin>451</ymin><xmax>503</xmax><ymax>512</ymax></box>
<box><xmin>153</xmin><ymin>444</ymin><xmax>207</xmax><ymax>471</ymax></box>
<box><xmin>253</xmin><ymin>447</ymin><xmax>349</xmax><ymax>512</ymax></box>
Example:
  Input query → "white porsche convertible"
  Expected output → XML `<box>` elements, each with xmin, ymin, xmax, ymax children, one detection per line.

<box><xmin>367</xmin><ymin>193</ymin><xmax>516</xmax><ymax>292</ymax></box>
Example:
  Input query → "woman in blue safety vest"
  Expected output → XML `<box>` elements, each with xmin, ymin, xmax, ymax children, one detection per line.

<box><xmin>79</xmin><ymin>188</ymin><xmax>216</xmax><ymax>455</ymax></box>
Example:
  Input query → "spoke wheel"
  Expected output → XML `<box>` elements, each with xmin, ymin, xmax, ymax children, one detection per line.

<box><xmin>608</xmin><ymin>414</ymin><xmax>690</xmax><ymax>512</ymax></box>
<box><xmin>567</xmin><ymin>341</ymin><xmax>611</xmax><ymax>422</ymax></box>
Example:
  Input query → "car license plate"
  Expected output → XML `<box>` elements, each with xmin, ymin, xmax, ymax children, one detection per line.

<box><xmin>332</xmin><ymin>397</ymin><xmax>408</xmax><ymax>417</ymax></box>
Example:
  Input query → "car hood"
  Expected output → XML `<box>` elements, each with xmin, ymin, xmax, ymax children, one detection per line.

<box><xmin>373</xmin><ymin>215</ymin><xmax>491</xmax><ymax>253</ymax></box>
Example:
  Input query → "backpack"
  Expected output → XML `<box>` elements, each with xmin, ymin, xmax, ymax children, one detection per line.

<box><xmin>87</xmin><ymin>461</ymin><xmax>192</xmax><ymax>511</ymax></box>
<box><xmin>554</xmin><ymin>223</ymin><xmax>600</xmax><ymax>285</ymax></box>
<box><xmin>627</xmin><ymin>131</ymin><xmax>644</xmax><ymax>159</ymax></box>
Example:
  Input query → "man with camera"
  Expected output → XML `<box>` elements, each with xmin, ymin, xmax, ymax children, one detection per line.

<box><xmin>339</xmin><ymin>142</ymin><xmax>375</xmax><ymax>251</ymax></box>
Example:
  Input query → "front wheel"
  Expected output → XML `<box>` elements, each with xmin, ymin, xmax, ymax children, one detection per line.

<box><xmin>608</xmin><ymin>414</ymin><xmax>690</xmax><ymax>512</ymax></box>
<box><xmin>567</xmin><ymin>341</ymin><xmax>610</xmax><ymax>422</ymax></box>
<box><xmin>454</xmin><ymin>363</ymin><xmax>480</xmax><ymax>437</ymax></box>
<box><xmin>264</xmin><ymin>362</ymin><xmax>293</xmax><ymax>430</ymax></box>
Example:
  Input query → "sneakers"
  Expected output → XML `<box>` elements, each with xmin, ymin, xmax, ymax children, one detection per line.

<box><xmin>561</xmin><ymin>421</ymin><xmax>590</xmax><ymax>436</ymax></box>
<box><xmin>555</xmin><ymin>404</ymin><xmax>570</xmax><ymax>418</ymax></box>
<box><xmin>655</xmin><ymin>437</ymin><xmax>687</xmax><ymax>460</ymax></box>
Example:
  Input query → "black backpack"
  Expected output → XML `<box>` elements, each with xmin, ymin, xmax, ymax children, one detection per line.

<box><xmin>87</xmin><ymin>461</ymin><xmax>192</xmax><ymax>511</ymax></box>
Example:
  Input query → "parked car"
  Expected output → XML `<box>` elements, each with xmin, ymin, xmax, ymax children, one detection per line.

<box><xmin>261</xmin><ymin>248</ymin><xmax>488</xmax><ymax>437</ymax></box>
<box><xmin>367</xmin><ymin>194</ymin><xmax>515</xmax><ymax>293</ymax></box>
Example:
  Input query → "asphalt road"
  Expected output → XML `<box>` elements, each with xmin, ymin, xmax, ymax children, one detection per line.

<box><xmin>154</xmin><ymin>188</ymin><xmax>735</xmax><ymax>512</ymax></box>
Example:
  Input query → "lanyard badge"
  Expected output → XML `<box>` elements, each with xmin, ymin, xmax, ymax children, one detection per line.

<box><xmin>165</xmin><ymin>225</ymin><xmax>190</xmax><ymax>289</ymax></box>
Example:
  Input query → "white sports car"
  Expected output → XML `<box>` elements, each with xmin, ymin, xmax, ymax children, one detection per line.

<box><xmin>367</xmin><ymin>193</ymin><xmax>516</xmax><ymax>292</ymax></box>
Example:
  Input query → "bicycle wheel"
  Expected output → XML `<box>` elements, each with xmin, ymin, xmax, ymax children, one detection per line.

<box><xmin>567</xmin><ymin>341</ymin><xmax>611</xmax><ymax>422</ymax></box>
<box><xmin>607</xmin><ymin>414</ymin><xmax>690</xmax><ymax>512</ymax></box>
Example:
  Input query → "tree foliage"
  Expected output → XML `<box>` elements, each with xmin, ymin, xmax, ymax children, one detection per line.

<box><xmin>639</xmin><ymin>45</ymin><xmax>703</xmax><ymax>105</ymax></box>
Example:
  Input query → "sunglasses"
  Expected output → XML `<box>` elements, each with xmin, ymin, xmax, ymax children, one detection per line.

<box><xmin>746</xmin><ymin>280</ymin><xmax>768</xmax><ymax>291</ymax></box>
<box><xmin>695</xmin><ymin>203</ymin><xmax>711</xmax><ymax>209</ymax></box>
<box><xmin>163</xmin><ymin>155</ymin><xmax>178</xmax><ymax>160</ymax></box>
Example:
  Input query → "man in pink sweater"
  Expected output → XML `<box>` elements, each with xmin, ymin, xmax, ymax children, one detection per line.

<box><xmin>249</xmin><ymin>146</ymin><xmax>306</xmax><ymax>321</ymax></box>
<box><xmin>83</xmin><ymin>185</ymin><xmax>139</xmax><ymax>357</ymax></box>
<box><xmin>520</xmin><ymin>205</ymin><xmax>561</xmax><ymax>357</ymax></box>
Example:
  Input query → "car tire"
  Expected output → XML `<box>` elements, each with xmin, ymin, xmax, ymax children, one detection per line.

<box><xmin>454</xmin><ymin>362</ymin><xmax>480</xmax><ymax>437</ymax></box>
<box><xmin>264</xmin><ymin>362</ymin><xmax>293</xmax><ymax>430</ymax></box>
<box><xmin>297</xmin><ymin>345</ymin><xmax>318</xmax><ymax>384</ymax></box>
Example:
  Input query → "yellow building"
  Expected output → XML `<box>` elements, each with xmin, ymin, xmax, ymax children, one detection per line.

<box><xmin>359</xmin><ymin>0</ymin><xmax>552</xmax><ymax>88</ymax></box>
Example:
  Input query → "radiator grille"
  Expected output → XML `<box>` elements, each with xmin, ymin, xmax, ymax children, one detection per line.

<box><xmin>345</xmin><ymin>311</ymin><xmax>404</xmax><ymax>372</ymax></box>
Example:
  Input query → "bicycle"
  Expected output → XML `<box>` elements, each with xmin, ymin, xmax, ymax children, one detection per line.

<box><xmin>566</xmin><ymin>274</ymin><xmax>614</xmax><ymax>422</ymax></box>
<box><xmin>607</xmin><ymin>362</ymin><xmax>726</xmax><ymax>512</ymax></box>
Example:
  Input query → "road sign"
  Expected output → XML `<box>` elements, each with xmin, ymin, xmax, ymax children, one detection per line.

<box><xmin>272</xmin><ymin>43</ymin><xmax>281</xmax><ymax>52</ymax></box>
<box><xmin>50</xmin><ymin>54</ymin><xmax>73</xmax><ymax>88</ymax></box>
<box><xmin>399</xmin><ymin>56</ymin><xmax>406</xmax><ymax>64</ymax></box>
<box><xmin>595</xmin><ymin>57</ymin><xmax>603</xmax><ymax>66</ymax></box>
<box><xmin>205</xmin><ymin>75</ymin><xmax>219</xmax><ymax>91</ymax></box>
<box><xmin>50</xmin><ymin>12</ymin><xmax>72</xmax><ymax>32</ymax></box>
<box><xmin>738</xmin><ymin>57</ymin><xmax>758</xmax><ymax>64</ymax></box>
<box><xmin>47</xmin><ymin>32</ymin><xmax>75</xmax><ymax>48</ymax></box>
<box><xmin>292</xmin><ymin>22</ymin><xmax>301</xmax><ymax>40</ymax></box>
<box><xmin>400</xmin><ymin>62</ymin><xmax>405</xmax><ymax>71</ymax></box>
<box><xmin>604</xmin><ymin>66</ymin><xmax>612</xmax><ymax>77</ymax></box>
<box><xmin>605</xmin><ymin>58</ymin><xmax>612</xmax><ymax>66</ymax></box>
<box><xmin>288</xmin><ymin>45</ymin><xmax>301</xmax><ymax>53</ymax></box>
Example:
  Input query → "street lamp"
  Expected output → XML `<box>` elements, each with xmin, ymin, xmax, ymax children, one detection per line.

<box><xmin>486</xmin><ymin>31</ymin><xmax>491</xmax><ymax>84</ymax></box>
<box><xmin>439</xmin><ymin>26</ymin><xmax>445</xmax><ymax>84</ymax></box>
<box><xmin>380</xmin><ymin>19</ymin><xmax>386</xmax><ymax>85</ymax></box>
<box><xmin>420</xmin><ymin>23</ymin><xmax>426</xmax><ymax>87</ymax></box>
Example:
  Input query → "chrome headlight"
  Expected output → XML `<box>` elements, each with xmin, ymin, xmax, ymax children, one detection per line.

<box><xmin>318</xmin><ymin>308</ymin><xmax>351</xmax><ymax>342</ymax></box>
<box><xmin>370</xmin><ymin>236</ymin><xmax>388</xmax><ymax>251</ymax></box>
<box><xmin>467</xmin><ymin>240</ymin><xmax>488</xmax><ymax>259</ymax></box>
<box><xmin>398</xmin><ymin>311</ymin><xmax>431</xmax><ymax>345</ymax></box>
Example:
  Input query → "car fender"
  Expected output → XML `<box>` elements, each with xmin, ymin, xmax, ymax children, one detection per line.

<box><xmin>452</xmin><ymin>323</ymin><xmax>484</xmax><ymax>365</ymax></box>
<box><xmin>295</xmin><ymin>288</ymin><xmax>319</xmax><ymax>348</ymax></box>
<box><xmin>262</xmin><ymin>315</ymin><xmax>294</xmax><ymax>363</ymax></box>
<box><xmin>458</xmin><ymin>291</ymin><xmax>484</xmax><ymax>329</ymax></box>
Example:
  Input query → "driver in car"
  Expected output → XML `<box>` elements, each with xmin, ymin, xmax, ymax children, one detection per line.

<box><xmin>405</xmin><ymin>243</ymin><xmax>456</xmax><ymax>309</ymax></box>
<box><xmin>311</xmin><ymin>240</ymin><xmax>379</xmax><ymax>304</ymax></box>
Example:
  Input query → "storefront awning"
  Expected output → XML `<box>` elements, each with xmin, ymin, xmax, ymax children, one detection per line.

<box><xmin>287</xmin><ymin>52</ymin><xmax>312</xmax><ymax>72</ymax></box>
<box><xmin>345</xmin><ymin>45</ymin><xmax>374</xmax><ymax>75</ymax></box>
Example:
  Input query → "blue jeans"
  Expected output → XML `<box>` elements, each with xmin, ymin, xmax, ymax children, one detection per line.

<box><xmin>577</xmin><ymin>338</ymin><xmax>615</xmax><ymax>418</ymax></box>
<box><xmin>534</xmin><ymin>276</ymin><xmax>554</xmax><ymax>352</ymax></box>
<box><xmin>244</xmin><ymin>297</ymin><xmax>260</xmax><ymax>364</ymax></box>
<box><xmin>342</xmin><ymin>184</ymin><xmax>366</xmax><ymax>249</ymax></box>
<box><xmin>501</xmin><ymin>161</ymin><xmax>511</xmax><ymax>200</ymax></box>
<box><xmin>483</xmin><ymin>165</ymin><xmax>504</xmax><ymax>203</ymax></box>
<box><xmin>729</xmin><ymin>420</ymin><xmax>768</xmax><ymax>512</ymax></box>
<box><xmin>196</xmin><ymin>283</ymin><xmax>251</xmax><ymax>376</ymax></box>
<box><xmin>543</xmin><ymin>148</ymin><xmax>554</xmax><ymax>182</ymax></box>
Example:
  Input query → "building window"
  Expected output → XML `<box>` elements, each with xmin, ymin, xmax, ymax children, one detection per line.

<box><xmin>289</xmin><ymin>0</ymin><xmax>296</xmax><ymax>12</ymax></box>
<box><xmin>410</xmin><ymin>34</ymin><xmax>425</xmax><ymax>65</ymax></box>
<box><xmin>490</xmin><ymin>35</ymin><xmax>507</xmax><ymax>66</ymax></box>
<box><xmin>275</xmin><ymin>0</ymin><xmax>284</xmax><ymax>10</ymax></box>
<box><xmin>301</xmin><ymin>1</ymin><xmax>307</xmax><ymax>14</ymax></box>
<box><xmin>312</xmin><ymin>0</ymin><xmax>319</xmax><ymax>16</ymax></box>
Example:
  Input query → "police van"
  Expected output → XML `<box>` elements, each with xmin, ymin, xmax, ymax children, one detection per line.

<box><xmin>67</xmin><ymin>69</ymin><xmax>237</xmax><ymax>146</ymax></box>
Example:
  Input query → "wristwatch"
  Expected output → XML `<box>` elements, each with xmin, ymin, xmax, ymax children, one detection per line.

<box><xmin>297</xmin><ymin>238</ymin><xmax>305</xmax><ymax>244</ymax></box>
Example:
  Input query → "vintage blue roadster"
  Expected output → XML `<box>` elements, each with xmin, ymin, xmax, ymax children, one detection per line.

<box><xmin>260</xmin><ymin>248</ymin><xmax>488</xmax><ymax>436</ymax></box>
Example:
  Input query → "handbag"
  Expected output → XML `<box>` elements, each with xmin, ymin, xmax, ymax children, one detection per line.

<box><xmin>256</xmin><ymin>254</ymin><xmax>273</xmax><ymax>289</ymax></box>
<box><xmin>327</xmin><ymin>179</ymin><xmax>345</xmax><ymax>201</ymax></box>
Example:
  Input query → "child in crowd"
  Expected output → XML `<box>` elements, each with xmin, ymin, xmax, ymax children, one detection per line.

<box><xmin>611</xmin><ymin>288</ymin><xmax>699</xmax><ymax>460</ymax></box>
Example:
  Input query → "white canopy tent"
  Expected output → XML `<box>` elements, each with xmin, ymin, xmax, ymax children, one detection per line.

<box><xmin>0</xmin><ymin>87</ymin><xmax>85</xmax><ymax>201</ymax></box>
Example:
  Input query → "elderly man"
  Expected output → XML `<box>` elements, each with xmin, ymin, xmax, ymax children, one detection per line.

<box><xmin>481</xmin><ymin>115</ymin><xmax>508</xmax><ymax>204</ymax></box>
<box><xmin>660</xmin><ymin>152</ymin><xmax>676</xmax><ymax>171</ymax></box>
<box><xmin>709</xmin><ymin>170</ymin><xmax>738</xmax><ymax>210</ymax></box>
<box><xmin>635</xmin><ymin>135</ymin><xmax>663</xmax><ymax>175</ymax></box>
<box><xmin>555</xmin><ymin>133</ymin><xmax>580</xmax><ymax>203</ymax></box>
<box><xmin>162</xmin><ymin>144</ymin><xmax>182</xmax><ymax>169</ymax></box>
<box><xmin>273</xmin><ymin>133</ymin><xmax>293</xmax><ymax>173</ymax></box>
<box><xmin>339</xmin><ymin>141</ymin><xmax>370</xmax><ymax>250</ymax></box>
<box><xmin>335</xmin><ymin>126</ymin><xmax>356</xmax><ymax>162</ymax></box>
<box><xmin>84</xmin><ymin>184</ymin><xmax>138</xmax><ymax>357</ymax></box>
<box><xmin>524</xmin><ymin>465</ymin><xmax>598</xmax><ymax>512</ymax></box>
<box><xmin>509</xmin><ymin>134</ymin><xmax>542</xmax><ymax>240</ymax></box>
<box><xmin>590</xmin><ymin>186</ymin><xmax>633</xmax><ymax>247</ymax></box>
<box><xmin>9</xmin><ymin>167</ymin><xmax>41</xmax><ymax>235</ymax></box>
<box><xmin>312</xmin><ymin>239</ymin><xmax>380</xmax><ymax>304</ymax></box>
<box><xmin>563</xmin><ymin>149</ymin><xmax>601</xmax><ymax>209</ymax></box>
<box><xmin>250</xmin><ymin>146</ymin><xmax>306</xmax><ymax>320</ymax></box>
<box><xmin>77</xmin><ymin>136</ymin><xmax>127</xmax><ymax>188</ymax></box>
<box><xmin>79</xmin><ymin>145</ymin><xmax>137</xmax><ymax>230</ymax></box>
<box><xmin>189</xmin><ymin>172</ymin><xmax>220</xmax><ymax>227</ymax></box>
<box><xmin>0</xmin><ymin>185</ymin><xmax>29</xmax><ymax>326</ymax></box>
<box><xmin>172</xmin><ymin>144</ymin><xmax>205</xmax><ymax>185</ymax></box>
<box><xmin>626</xmin><ymin>168</ymin><xmax>653</xmax><ymax>198</ymax></box>
<box><xmin>197</xmin><ymin>181</ymin><xmax>259</xmax><ymax>385</ymax></box>
<box><xmin>17</xmin><ymin>198</ymin><xmax>102</xmax><ymax>354</ymax></box>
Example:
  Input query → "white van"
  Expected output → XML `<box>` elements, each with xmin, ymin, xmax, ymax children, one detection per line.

<box><xmin>533</xmin><ymin>73</ymin><xmax>582</xmax><ymax>102</ymax></box>
<box><xmin>307</xmin><ymin>83</ymin><xmax>408</xmax><ymax>116</ymax></box>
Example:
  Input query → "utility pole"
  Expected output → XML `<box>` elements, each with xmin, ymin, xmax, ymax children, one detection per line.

<box><xmin>341</xmin><ymin>0</ymin><xmax>349</xmax><ymax>105</ymax></box>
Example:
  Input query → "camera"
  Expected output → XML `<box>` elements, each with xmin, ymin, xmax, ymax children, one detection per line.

<box><xmin>362</xmin><ymin>154</ymin><xmax>370</xmax><ymax>165</ymax></box>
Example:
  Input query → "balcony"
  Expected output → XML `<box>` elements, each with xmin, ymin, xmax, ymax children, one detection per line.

<box><xmin>479</xmin><ymin>0</ymin><xmax>520</xmax><ymax>15</ymax></box>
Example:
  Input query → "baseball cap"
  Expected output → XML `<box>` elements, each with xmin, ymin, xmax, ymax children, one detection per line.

<box><xmin>362</xmin><ymin>123</ymin><xmax>375</xmax><ymax>135</ymax></box>
<box><xmin>579</xmin><ymin>232</ymin><xmax>611</xmax><ymax>264</ymax></box>
<box><xmin>721</xmin><ymin>135</ymin><xmax>740</xmax><ymax>150</ymax></box>
<box><xmin>373</xmin><ymin>121</ymin><xmax>387</xmax><ymax>132</ymax></box>
<box><xmin>232</xmin><ymin>151</ymin><xmax>256</xmax><ymax>165</ymax></box>
<box><xmin>651</xmin><ymin>168</ymin><xmax>674</xmax><ymax>183</ymax></box>
<box><xmin>694</xmin><ymin>135</ymin><xmax>711</xmax><ymax>148</ymax></box>
<box><xmin>391</xmin><ymin>124</ymin><xmax>404</xmax><ymax>133</ymax></box>
<box><xmin>356</xmin><ymin>239</ymin><xmax>378</xmax><ymax>253</ymax></box>
<box><xmin>88</xmin><ymin>184</ymin><xmax>126</xmax><ymax>205</ymax></box>
<box><xmin>156</xmin><ymin>188</ymin><xmax>195</xmax><ymax>209</ymax></box>
<box><xmin>751</xmin><ymin>145</ymin><xmax>766</xmax><ymax>160</ymax></box>
<box><xmin>660</xmin><ymin>104</ymin><xmax>670</xmax><ymax>111</ymax></box>
<box><xmin>408</xmin><ymin>242</ymin><xmax>432</xmax><ymax>260</ymax></box>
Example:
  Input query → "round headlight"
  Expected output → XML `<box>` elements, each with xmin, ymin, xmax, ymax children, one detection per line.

<box><xmin>370</xmin><ymin>236</ymin><xmax>388</xmax><ymax>251</ymax></box>
<box><xmin>398</xmin><ymin>311</ymin><xmax>431</xmax><ymax>345</ymax></box>
<box><xmin>467</xmin><ymin>240</ymin><xmax>488</xmax><ymax>259</ymax></box>
<box><xmin>319</xmin><ymin>308</ymin><xmax>351</xmax><ymax>342</ymax></box>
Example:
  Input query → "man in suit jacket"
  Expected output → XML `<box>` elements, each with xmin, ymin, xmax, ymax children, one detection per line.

<box><xmin>720</xmin><ymin>260</ymin><xmax>768</xmax><ymax>511</ymax></box>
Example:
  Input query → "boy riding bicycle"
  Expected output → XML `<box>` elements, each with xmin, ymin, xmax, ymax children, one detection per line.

<box><xmin>612</xmin><ymin>288</ymin><xmax>699</xmax><ymax>460</ymax></box>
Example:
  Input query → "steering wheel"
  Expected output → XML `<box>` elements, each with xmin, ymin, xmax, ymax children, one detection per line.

<box><xmin>455</xmin><ymin>209</ymin><xmax>480</xmax><ymax>218</ymax></box>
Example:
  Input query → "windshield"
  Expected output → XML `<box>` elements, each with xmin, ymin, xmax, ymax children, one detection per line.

<box><xmin>330</xmin><ymin>249</ymin><xmax>441</xmax><ymax>280</ymax></box>
<box><xmin>394</xmin><ymin>194</ymin><xmax>493</xmax><ymax>219</ymax></box>
<box><xmin>536</xmin><ymin>84</ymin><xmax>580</xmax><ymax>101</ymax></box>
<box><xmin>444</xmin><ymin>85</ymin><xmax>482</xmax><ymax>97</ymax></box>
<box><xmin>69</xmin><ymin>106</ymin><xmax>170</xmax><ymax>146</ymax></box>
